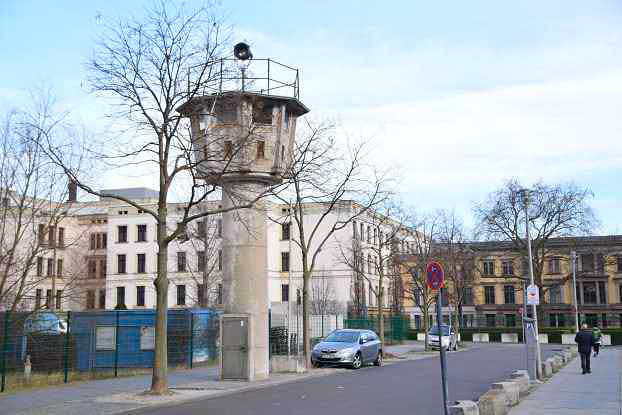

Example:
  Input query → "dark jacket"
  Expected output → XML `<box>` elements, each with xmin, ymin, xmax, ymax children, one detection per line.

<box><xmin>575</xmin><ymin>329</ymin><xmax>595</xmax><ymax>354</ymax></box>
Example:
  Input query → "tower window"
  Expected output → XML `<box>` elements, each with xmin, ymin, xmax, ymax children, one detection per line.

<box><xmin>252</xmin><ymin>102</ymin><xmax>272</xmax><ymax>125</ymax></box>
<box><xmin>257</xmin><ymin>140</ymin><xmax>265</xmax><ymax>159</ymax></box>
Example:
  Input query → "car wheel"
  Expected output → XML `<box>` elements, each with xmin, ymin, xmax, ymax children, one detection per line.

<box><xmin>351</xmin><ymin>352</ymin><xmax>362</xmax><ymax>369</ymax></box>
<box><xmin>373</xmin><ymin>351</ymin><xmax>383</xmax><ymax>366</ymax></box>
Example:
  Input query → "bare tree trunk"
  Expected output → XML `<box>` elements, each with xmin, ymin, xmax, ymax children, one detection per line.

<box><xmin>302</xmin><ymin>268</ymin><xmax>311</xmax><ymax>367</ymax></box>
<box><xmin>152</xmin><ymin>219</ymin><xmax>169</xmax><ymax>394</ymax></box>
<box><xmin>378</xmin><ymin>284</ymin><xmax>384</xmax><ymax>345</ymax></box>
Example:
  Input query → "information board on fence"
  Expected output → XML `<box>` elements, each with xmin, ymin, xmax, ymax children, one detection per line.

<box><xmin>140</xmin><ymin>326</ymin><xmax>155</xmax><ymax>350</ymax></box>
<box><xmin>96</xmin><ymin>326</ymin><xmax>116</xmax><ymax>350</ymax></box>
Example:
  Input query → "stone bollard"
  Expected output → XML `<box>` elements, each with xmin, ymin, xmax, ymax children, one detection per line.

<box><xmin>24</xmin><ymin>355</ymin><xmax>32</xmax><ymax>383</ymax></box>
<box><xmin>562</xmin><ymin>350</ymin><xmax>572</xmax><ymax>364</ymax></box>
<box><xmin>541</xmin><ymin>359</ymin><xmax>553</xmax><ymax>378</ymax></box>
<box><xmin>508</xmin><ymin>371</ymin><xmax>529</xmax><ymax>396</ymax></box>
<box><xmin>551</xmin><ymin>355</ymin><xmax>563</xmax><ymax>372</ymax></box>
<box><xmin>492</xmin><ymin>381</ymin><xmax>520</xmax><ymax>406</ymax></box>
<box><xmin>449</xmin><ymin>400</ymin><xmax>480</xmax><ymax>415</ymax></box>
<box><xmin>478</xmin><ymin>389</ymin><xmax>508</xmax><ymax>415</ymax></box>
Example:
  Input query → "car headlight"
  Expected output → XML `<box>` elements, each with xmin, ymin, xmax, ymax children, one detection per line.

<box><xmin>337</xmin><ymin>347</ymin><xmax>355</xmax><ymax>356</ymax></box>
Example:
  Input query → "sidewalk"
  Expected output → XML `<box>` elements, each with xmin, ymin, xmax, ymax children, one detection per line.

<box><xmin>509</xmin><ymin>347</ymin><xmax>621</xmax><ymax>415</ymax></box>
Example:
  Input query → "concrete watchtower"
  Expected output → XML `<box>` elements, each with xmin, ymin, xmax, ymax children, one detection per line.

<box><xmin>178</xmin><ymin>43</ymin><xmax>308</xmax><ymax>380</ymax></box>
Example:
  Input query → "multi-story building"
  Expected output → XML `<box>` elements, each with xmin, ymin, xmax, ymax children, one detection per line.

<box><xmin>400</xmin><ymin>235</ymin><xmax>622</xmax><ymax>330</ymax></box>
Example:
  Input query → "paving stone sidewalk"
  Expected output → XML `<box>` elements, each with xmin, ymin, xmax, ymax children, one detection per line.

<box><xmin>509</xmin><ymin>347</ymin><xmax>621</xmax><ymax>415</ymax></box>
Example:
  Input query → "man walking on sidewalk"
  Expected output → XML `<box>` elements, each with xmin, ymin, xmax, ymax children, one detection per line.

<box><xmin>575</xmin><ymin>323</ymin><xmax>596</xmax><ymax>374</ymax></box>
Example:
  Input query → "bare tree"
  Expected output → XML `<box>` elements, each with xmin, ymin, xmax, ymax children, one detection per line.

<box><xmin>473</xmin><ymin>179</ymin><xmax>598</xmax><ymax>300</ymax></box>
<box><xmin>402</xmin><ymin>211</ymin><xmax>441</xmax><ymax>351</ymax></box>
<box><xmin>340</xmin><ymin>201</ymin><xmax>409</xmax><ymax>345</ymax></box>
<box><xmin>0</xmin><ymin>98</ymin><xmax>89</xmax><ymax>314</ymax></box>
<box><xmin>435</xmin><ymin>210</ymin><xmax>475</xmax><ymax>340</ymax></box>
<box><xmin>271</xmin><ymin>120</ymin><xmax>395</xmax><ymax>366</ymax></box>
<box><xmin>32</xmin><ymin>3</ymin><xmax>277</xmax><ymax>394</ymax></box>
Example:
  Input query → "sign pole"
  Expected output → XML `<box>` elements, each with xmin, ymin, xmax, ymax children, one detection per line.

<box><xmin>437</xmin><ymin>288</ymin><xmax>449</xmax><ymax>415</ymax></box>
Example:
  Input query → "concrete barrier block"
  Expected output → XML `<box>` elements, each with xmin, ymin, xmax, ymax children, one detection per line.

<box><xmin>492</xmin><ymin>381</ymin><xmax>520</xmax><ymax>406</ymax></box>
<box><xmin>561</xmin><ymin>333</ymin><xmax>575</xmax><ymax>344</ymax></box>
<box><xmin>417</xmin><ymin>333</ymin><xmax>426</xmax><ymax>341</ymax></box>
<box><xmin>538</xmin><ymin>333</ymin><xmax>548</xmax><ymax>343</ymax></box>
<box><xmin>478</xmin><ymin>389</ymin><xmax>508</xmax><ymax>415</ymax></box>
<box><xmin>449</xmin><ymin>400</ymin><xmax>479</xmax><ymax>415</ymax></box>
<box><xmin>501</xmin><ymin>333</ymin><xmax>518</xmax><ymax>343</ymax></box>
<box><xmin>541</xmin><ymin>359</ymin><xmax>552</xmax><ymax>377</ymax></box>
<box><xmin>601</xmin><ymin>334</ymin><xmax>611</xmax><ymax>346</ymax></box>
<box><xmin>473</xmin><ymin>333</ymin><xmax>490</xmax><ymax>343</ymax></box>
<box><xmin>508</xmin><ymin>372</ymin><xmax>529</xmax><ymax>395</ymax></box>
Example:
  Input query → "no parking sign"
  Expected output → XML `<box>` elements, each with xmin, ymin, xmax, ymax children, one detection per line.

<box><xmin>426</xmin><ymin>261</ymin><xmax>445</xmax><ymax>290</ymax></box>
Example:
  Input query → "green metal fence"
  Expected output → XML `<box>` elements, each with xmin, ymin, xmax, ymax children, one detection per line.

<box><xmin>344</xmin><ymin>316</ymin><xmax>408</xmax><ymax>345</ymax></box>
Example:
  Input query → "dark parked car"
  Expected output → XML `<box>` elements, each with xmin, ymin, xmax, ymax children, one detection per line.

<box><xmin>311</xmin><ymin>329</ymin><xmax>382</xmax><ymax>369</ymax></box>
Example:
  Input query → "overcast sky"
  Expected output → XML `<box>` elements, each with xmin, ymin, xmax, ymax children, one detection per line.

<box><xmin>1</xmin><ymin>0</ymin><xmax>621</xmax><ymax>234</ymax></box>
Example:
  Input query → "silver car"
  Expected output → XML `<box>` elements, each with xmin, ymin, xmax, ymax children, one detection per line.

<box><xmin>428</xmin><ymin>324</ymin><xmax>458</xmax><ymax>351</ymax></box>
<box><xmin>311</xmin><ymin>329</ymin><xmax>383</xmax><ymax>369</ymax></box>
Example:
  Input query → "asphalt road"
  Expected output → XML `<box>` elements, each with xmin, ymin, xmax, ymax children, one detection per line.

<box><xmin>129</xmin><ymin>343</ymin><xmax>562</xmax><ymax>415</ymax></box>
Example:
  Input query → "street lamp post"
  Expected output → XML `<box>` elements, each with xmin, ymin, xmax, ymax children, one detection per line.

<box><xmin>571</xmin><ymin>251</ymin><xmax>579</xmax><ymax>332</ymax></box>
<box><xmin>520</xmin><ymin>188</ymin><xmax>542</xmax><ymax>380</ymax></box>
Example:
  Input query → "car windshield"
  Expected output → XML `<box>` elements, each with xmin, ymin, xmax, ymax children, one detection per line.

<box><xmin>323</xmin><ymin>331</ymin><xmax>359</xmax><ymax>343</ymax></box>
<box><xmin>428</xmin><ymin>326</ymin><xmax>451</xmax><ymax>336</ymax></box>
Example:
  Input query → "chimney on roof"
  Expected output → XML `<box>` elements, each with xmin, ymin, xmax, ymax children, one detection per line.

<box><xmin>68</xmin><ymin>178</ymin><xmax>77</xmax><ymax>203</ymax></box>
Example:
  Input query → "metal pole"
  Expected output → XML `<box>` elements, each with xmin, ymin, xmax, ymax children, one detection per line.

<box><xmin>1</xmin><ymin>312</ymin><xmax>9</xmax><ymax>393</ymax></box>
<box><xmin>189</xmin><ymin>314</ymin><xmax>194</xmax><ymax>369</ymax></box>
<box><xmin>114</xmin><ymin>311</ymin><xmax>119</xmax><ymax>377</ymax></box>
<box><xmin>287</xmin><ymin>203</ymin><xmax>292</xmax><ymax>361</ymax></box>
<box><xmin>523</xmin><ymin>190</ymin><xmax>542</xmax><ymax>380</ymax></box>
<box><xmin>64</xmin><ymin>311</ymin><xmax>71</xmax><ymax>383</ymax></box>
<box><xmin>267</xmin><ymin>59</ymin><xmax>270</xmax><ymax>95</ymax></box>
<box><xmin>523</xmin><ymin>280</ymin><xmax>528</xmax><ymax>373</ymax></box>
<box><xmin>437</xmin><ymin>289</ymin><xmax>449</xmax><ymax>415</ymax></box>
<box><xmin>571</xmin><ymin>251</ymin><xmax>579</xmax><ymax>332</ymax></box>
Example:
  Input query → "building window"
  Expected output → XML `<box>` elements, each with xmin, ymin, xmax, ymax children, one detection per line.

<box><xmin>38</xmin><ymin>224</ymin><xmax>46</xmax><ymax>245</ymax></box>
<box><xmin>583</xmin><ymin>281</ymin><xmax>597</xmax><ymax>304</ymax></box>
<box><xmin>366</xmin><ymin>226</ymin><xmax>370</xmax><ymax>243</ymax></box>
<box><xmin>218</xmin><ymin>283</ymin><xmax>223</xmax><ymax>305</ymax></box>
<box><xmin>217</xmin><ymin>219</ymin><xmax>222</xmax><ymax>237</ymax></box>
<box><xmin>581</xmin><ymin>253</ymin><xmax>594</xmax><ymax>272</ymax></box>
<box><xmin>462</xmin><ymin>287</ymin><xmax>473</xmax><ymax>305</ymax></box>
<box><xmin>360</xmin><ymin>223</ymin><xmax>364</xmax><ymax>241</ymax></box>
<box><xmin>281</xmin><ymin>284</ymin><xmax>289</xmax><ymax>302</ymax></box>
<box><xmin>99</xmin><ymin>259</ymin><xmax>107</xmax><ymax>279</ymax></box>
<box><xmin>549</xmin><ymin>285</ymin><xmax>561</xmax><ymax>304</ymax></box>
<box><xmin>118</xmin><ymin>226</ymin><xmax>128</xmax><ymax>243</ymax></box>
<box><xmin>99</xmin><ymin>289</ymin><xmax>106</xmax><ymax>309</ymax></box>
<box><xmin>485</xmin><ymin>314</ymin><xmax>496</xmax><ymax>327</ymax></box>
<box><xmin>197</xmin><ymin>221</ymin><xmax>206</xmax><ymax>238</ymax></box>
<box><xmin>281</xmin><ymin>252</ymin><xmax>290</xmax><ymax>272</ymax></box>
<box><xmin>137</xmin><ymin>253</ymin><xmax>146</xmax><ymax>273</ymax></box>
<box><xmin>253</xmin><ymin>102</ymin><xmax>272</xmax><ymax>124</ymax></box>
<box><xmin>198</xmin><ymin>251</ymin><xmax>205</xmax><ymax>271</ymax></box>
<box><xmin>505</xmin><ymin>314</ymin><xmax>516</xmax><ymax>327</ymax></box>
<box><xmin>87</xmin><ymin>290</ymin><xmax>96</xmax><ymax>309</ymax></box>
<box><xmin>598</xmin><ymin>281</ymin><xmax>607</xmax><ymax>304</ymax></box>
<box><xmin>47</xmin><ymin>258</ymin><xmax>54</xmax><ymax>277</ymax></box>
<box><xmin>619</xmin><ymin>284</ymin><xmax>622</xmax><ymax>303</ymax></box>
<box><xmin>548</xmin><ymin>257</ymin><xmax>561</xmax><ymax>274</ymax></box>
<box><xmin>503</xmin><ymin>285</ymin><xmax>515</xmax><ymax>304</ymax></box>
<box><xmin>58</xmin><ymin>227</ymin><xmax>65</xmax><ymax>247</ymax></box>
<box><xmin>88</xmin><ymin>259</ymin><xmax>97</xmax><ymax>278</ymax></box>
<box><xmin>137</xmin><ymin>224</ymin><xmax>147</xmax><ymax>242</ymax></box>
<box><xmin>549</xmin><ymin>313</ymin><xmax>566</xmax><ymax>327</ymax></box>
<box><xmin>224</xmin><ymin>141</ymin><xmax>232</xmax><ymax>159</ymax></box>
<box><xmin>57</xmin><ymin>259</ymin><xmax>63</xmax><ymax>278</ymax></box>
<box><xmin>256</xmin><ymin>140</ymin><xmax>265</xmax><ymax>159</ymax></box>
<box><xmin>37</xmin><ymin>257</ymin><xmax>43</xmax><ymax>277</ymax></box>
<box><xmin>373</xmin><ymin>229</ymin><xmax>377</xmax><ymax>245</ymax></box>
<box><xmin>352</xmin><ymin>221</ymin><xmax>357</xmax><ymax>239</ymax></box>
<box><xmin>218</xmin><ymin>250</ymin><xmax>222</xmax><ymax>271</ymax></box>
<box><xmin>177</xmin><ymin>285</ymin><xmax>186</xmax><ymax>306</ymax></box>
<box><xmin>102</xmin><ymin>233</ymin><xmax>107</xmax><ymax>248</ymax></box>
<box><xmin>501</xmin><ymin>260</ymin><xmax>514</xmax><ymax>276</ymax></box>
<box><xmin>521</xmin><ymin>258</ymin><xmax>529</xmax><ymax>276</ymax></box>
<box><xmin>116</xmin><ymin>286</ymin><xmax>126</xmax><ymax>308</ymax></box>
<box><xmin>596</xmin><ymin>253</ymin><xmax>605</xmax><ymax>273</ymax></box>
<box><xmin>55</xmin><ymin>290</ymin><xmax>63</xmax><ymax>310</ymax></box>
<box><xmin>48</xmin><ymin>226</ymin><xmax>56</xmax><ymax>248</ymax></box>
<box><xmin>136</xmin><ymin>286</ymin><xmax>145</xmax><ymax>307</ymax></box>
<box><xmin>197</xmin><ymin>284</ymin><xmax>205</xmax><ymax>307</ymax></box>
<box><xmin>483</xmin><ymin>260</ymin><xmax>495</xmax><ymax>276</ymax></box>
<box><xmin>35</xmin><ymin>289</ymin><xmax>42</xmax><ymax>309</ymax></box>
<box><xmin>177</xmin><ymin>251</ymin><xmax>186</xmax><ymax>272</ymax></box>
<box><xmin>282</xmin><ymin>222</ymin><xmax>291</xmax><ymax>240</ymax></box>
<box><xmin>484</xmin><ymin>286</ymin><xmax>496</xmax><ymax>304</ymax></box>
<box><xmin>117</xmin><ymin>254</ymin><xmax>126</xmax><ymax>274</ymax></box>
